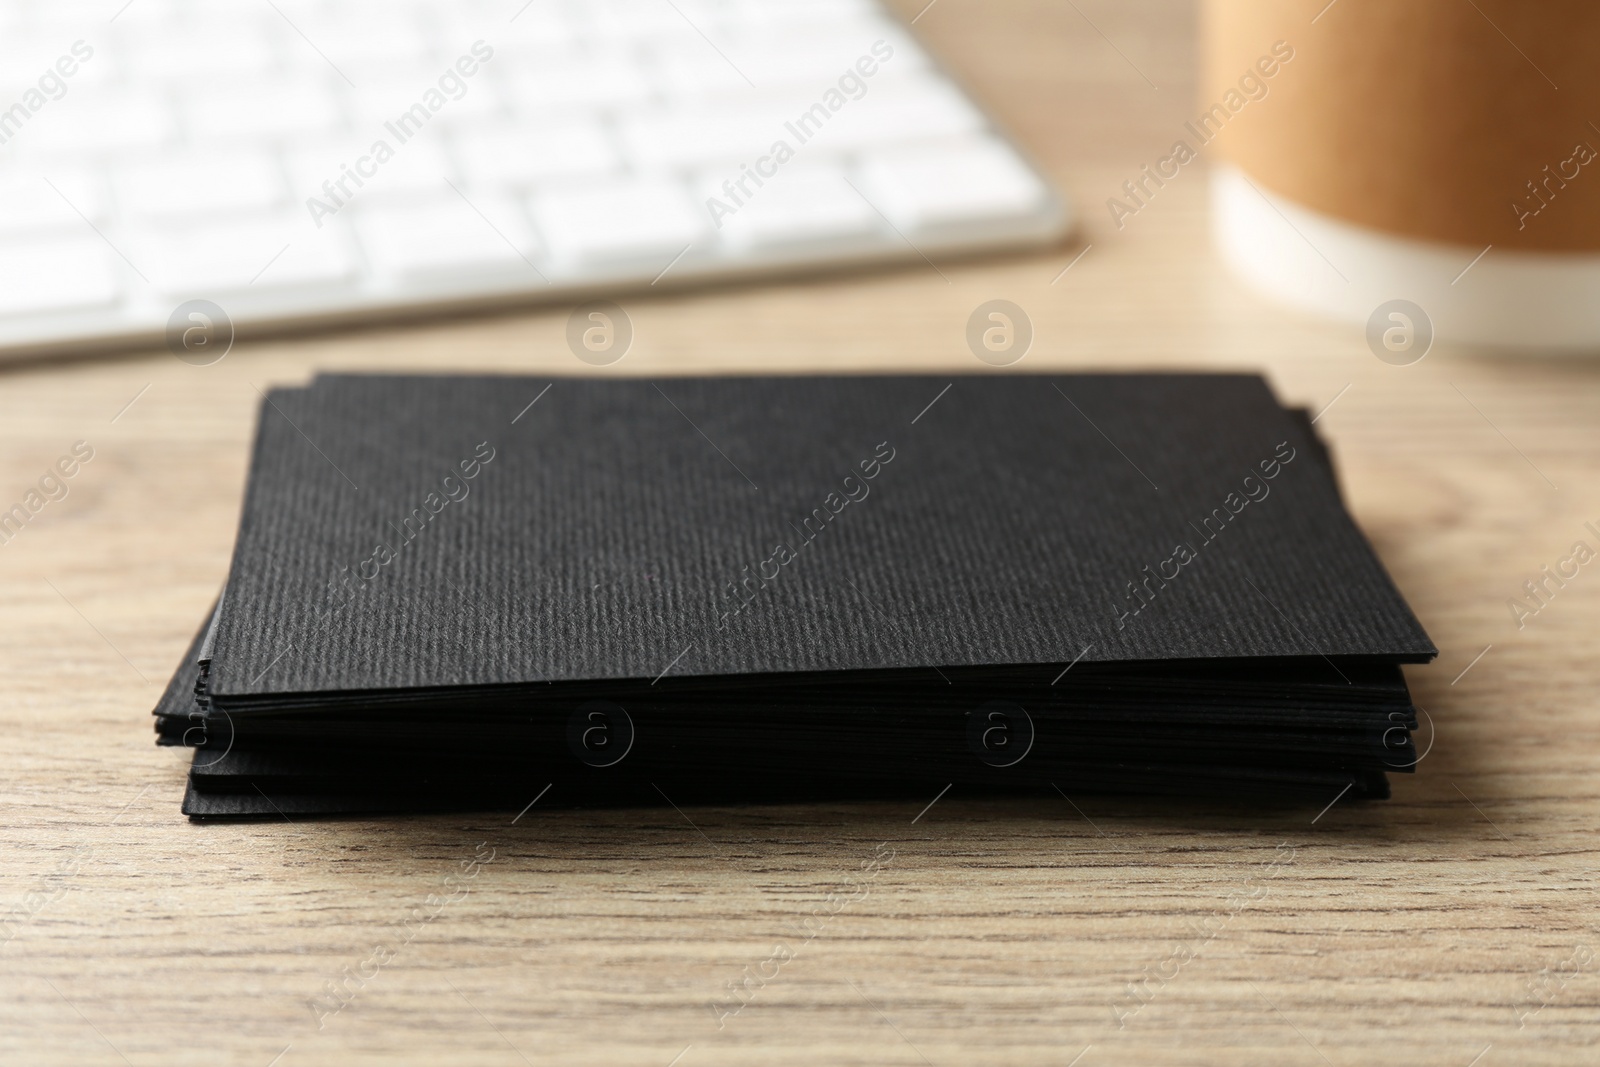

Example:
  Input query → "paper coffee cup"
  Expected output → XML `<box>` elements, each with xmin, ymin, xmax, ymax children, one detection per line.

<box><xmin>1203</xmin><ymin>0</ymin><xmax>1600</xmax><ymax>348</ymax></box>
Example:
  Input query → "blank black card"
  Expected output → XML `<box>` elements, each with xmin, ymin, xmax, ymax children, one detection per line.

<box><xmin>160</xmin><ymin>373</ymin><xmax>1434</xmax><ymax>817</ymax></box>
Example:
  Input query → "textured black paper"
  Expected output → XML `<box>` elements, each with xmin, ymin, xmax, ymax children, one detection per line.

<box><xmin>205</xmin><ymin>373</ymin><xmax>1433</xmax><ymax>704</ymax></box>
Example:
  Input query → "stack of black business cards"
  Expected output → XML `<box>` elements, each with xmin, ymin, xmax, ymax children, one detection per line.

<box><xmin>155</xmin><ymin>373</ymin><xmax>1434</xmax><ymax>818</ymax></box>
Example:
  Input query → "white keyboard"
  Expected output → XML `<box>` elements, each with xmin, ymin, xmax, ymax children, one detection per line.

<box><xmin>0</xmin><ymin>0</ymin><xmax>1068</xmax><ymax>359</ymax></box>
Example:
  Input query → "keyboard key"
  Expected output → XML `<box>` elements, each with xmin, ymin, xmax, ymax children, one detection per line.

<box><xmin>245</xmin><ymin>235</ymin><xmax>359</xmax><ymax>292</ymax></box>
<box><xmin>113</xmin><ymin>150</ymin><xmax>286</xmax><ymax>220</ymax></box>
<box><xmin>652</xmin><ymin>41</ymin><xmax>754</xmax><ymax>97</ymax></box>
<box><xmin>452</xmin><ymin>120</ymin><xmax>620</xmax><ymax>189</ymax></box>
<box><xmin>576</xmin><ymin>0</ymin><xmax>711</xmax><ymax>40</ymax></box>
<box><xmin>733</xmin><ymin>0</ymin><xmax>880</xmax><ymax>25</ymax></box>
<box><xmin>273</xmin><ymin>20</ymin><xmax>432</xmax><ymax>88</ymax></box>
<box><xmin>529</xmin><ymin>180</ymin><xmax>705</xmax><ymax>268</ymax></box>
<box><xmin>809</xmin><ymin>76</ymin><xmax>984</xmax><ymax>151</ymax></box>
<box><xmin>351</xmin><ymin>73</ymin><xmax>502</xmax><ymax>130</ymax></box>
<box><xmin>858</xmin><ymin>136</ymin><xmax>1051</xmax><ymax>232</ymax></box>
<box><xmin>618</xmin><ymin>98</ymin><xmax>796</xmax><ymax>170</ymax></box>
<box><xmin>701</xmin><ymin>165</ymin><xmax>879</xmax><ymax>251</ymax></box>
<box><xmin>502</xmin><ymin>48</ymin><xmax>656</xmax><ymax>112</ymax></box>
<box><xmin>120</xmin><ymin>22</ymin><xmax>275</xmax><ymax>81</ymax></box>
<box><xmin>1</xmin><ymin>27</ymin><xmax>116</xmax><ymax>88</ymax></box>
<box><xmin>0</xmin><ymin>237</ymin><xmax>118</xmax><ymax>316</ymax></box>
<box><xmin>0</xmin><ymin>169</ymin><xmax>106</xmax><ymax>233</ymax></box>
<box><xmin>355</xmin><ymin>195</ymin><xmax>542</xmax><ymax>284</ymax></box>
<box><xmin>287</xmin><ymin>136</ymin><xmax>456</xmax><ymax>204</ymax></box>
<box><xmin>95</xmin><ymin>0</ymin><xmax>179</xmax><ymax>26</ymax></box>
<box><xmin>0</xmin><ymin>31</ymin><xmax>105</xmax><ymax>88</ymax></box>
<box><xmin>27</xmin><ymin>91</ymin><xmax>173</xmax><ymax>154</ymax></box>
<box><xmin>134</xmin><ymin>217</ymin><xmax>355</xmax><ymax>296</ymax></box>
<box><xmin>488</xmin><ymin>9</ymin><xmax>579</xmax><ymax>55</ymax></box>
<box><xmin>285</xmin><ymin>12</ymin><xmax>430</xmax><ymax>73</ymax></box>
<box><xmin>722</xmin><ymin>21</ymin><xmax>929</xmax><ymax>91</ymax></box>
<box><xmin>185</xmin><ymin>82</ymin><xmax>341</xmax><ymax>141</ymax></box>
<box><xmin>372</xmin><ymin>136</ymin><xmax>461</xmax><ymax>197</ymax></box>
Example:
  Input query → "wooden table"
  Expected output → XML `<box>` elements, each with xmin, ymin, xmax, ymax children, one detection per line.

<box><xmin>3</xmin><ymin>2</ymin><xmax>1597</xmax><ymax>1064</ymax></box>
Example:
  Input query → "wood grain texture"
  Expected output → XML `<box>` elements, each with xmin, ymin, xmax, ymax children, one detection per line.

<box><xmin>2</xmin><ymin>1</ymin><xmax>1598</xmax><ymax>1064</ymax></box>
